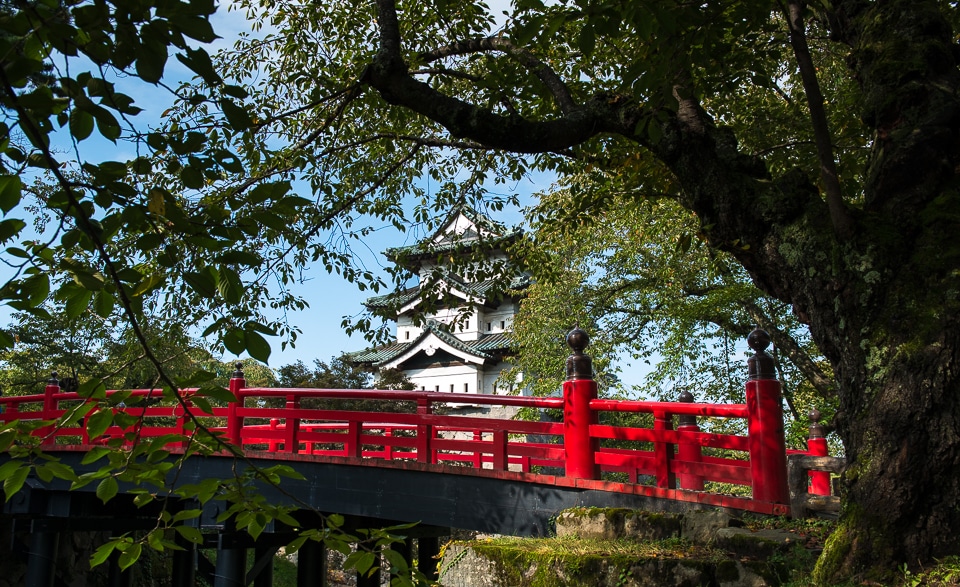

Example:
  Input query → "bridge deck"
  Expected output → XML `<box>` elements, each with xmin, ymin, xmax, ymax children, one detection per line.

<box><xmin>5</xmin><ymin>448</ymin><xmax>779</xmax><ymax>537</ymax></box>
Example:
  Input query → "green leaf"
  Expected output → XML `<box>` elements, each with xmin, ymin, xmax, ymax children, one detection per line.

<box><xmin>176</xmin><ymin>47</ymin><xmax>221</xmax><ymax>85</ymax></box>
<box><xmin>172</xmin><ymin>509</ymin><xmax>203</xmax><ymax>523</ymax></box>
<box><xmin>197</xmin><ymin>385</ymin><xmax>238</xmax><ymax>404</ymax></box>
<box><xmin>285</xmin><ymin>535</ymin><xmax>308</xmax><ymax>554</ymax></box>
<box><xmin>90</xmin><ymin>542</ymin><xmax>118</xmax><ymax>567</ymax></box>
<box><xmin>93</xmin><ymin>110</ymin><xmax>121</xmax><ymax>141</ymax></box>
<box><xmin>94</xmin><ymin>290</ymin><xmax>115</xmax><ymax>318</ymax></box>
<box><xmin>244</xmin><ymin>329</ymin><xmax>271</xmax><ymax>362</ymax></box>
<box><xmin>223</xmin><ymin>327</ymin><xmax>245</xmax><ymax>355</ymax></box>
<box><xmin>61</xmin><ymin>401</ymin><xmax>96</xmax><ymax>426</ymax></box>
<box><xmin>81</xmin><ymin>446</ymin><xmax>111</xmax><ymax>465</ymax></box>
<box><xmin>65</xmin><ymin>289</ymin><xmax>93</xmax><ymax>319</ymax></box>
<box><xmin>183</xmin><ymin>268</ymin><xmax>217</xmax><ymax>298</ymax></box>
<box><xmin>216</xmin><ymin>266</ymin><xmax>244</xmax><ymax>304</ymax></box>
<box><xmin>0</xmin><ymin>462</ymin><xmax>28</xmax><ymax>501</ymax></box>
<box><xmin>135</xmin><ymin>37</ymin><xmax>168</xmax><ymax>84</ymax></box>
<box><xmin>86</xmin><ymin>408</ymin><xmax>114</xmax><ymax>440</ymax></box>
<box><xmin>130</xmin><ymin>273</ymin><xmax>164</xmax><ymax>297</ymax></box>
<box><xmin>190</xmin><ymin>396</ymin><xmax>214</xmax><ymax>415</ymax></box>
<box><xmin>69</xmin><ymin>109</ymin><xmax>94</xmax><ymax>140</ymax></box>
<box><xmin>117</xmin><ymin>542</ymin><xmax>141</xmax><ymax>570</ymax></box>
<box><xmin>220</xmin><ymin>98</ymin><xmax>254</xmax><ymax>130</ymax></box>
<box><xmin>96</xmin><ymin>476</ymin><xmax>119</xmax><ymax>504</ymax></box>
<box><xmin>0</xmin><ymin>218</ymin><xmax>25</xmax><ymax>242</ymax></box>
<box><xmin>178</xmin><ymin>16</ymin><xmax>218</xmax><ymax>43</ymax></box>
<box><xmin>345</xmin><ymin>551</ymin><xmax>377</xmax><ymax>575</ymax></box>
<box><xmin>133</xmin><ymin>491</ymin><xmax>155</xmax><ymax>507</ymax></box>
<box><xmin>39</xmin><ymin>461</ymin><xmax>78</xmax><ymax>482</ymax></box>
<box><xmin>174</xmin><ymin>525</ymin><xmax>203</xmax><ymax>544</ymax></box>
<box><xmin>0</xmin><ymin>175</ymin><xmax>23</xmax><ymax>214</ymax></box>
<box><xmin>221</xmin><ymin>85</ymin><xmax>248</xmax><ymax>99</ymax></box>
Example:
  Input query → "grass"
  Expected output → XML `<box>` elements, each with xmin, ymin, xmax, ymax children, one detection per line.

<box><xmin>468</xmin><ymin>534</ymin><xmax>728</xmax><ymax>561</ymax></box>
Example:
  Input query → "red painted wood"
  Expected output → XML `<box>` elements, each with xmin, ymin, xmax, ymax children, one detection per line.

<box><xmin>653</xmin><ymin>412</ymin><xmax>676</xmax><ymax>489</ymax></box>
<box><xmin>2</xmin><ymin>377</ymin><xmax>827</xmax><ymax>515</ymax></box>
<box><xmin>746</xmin><ymin>379</ymin><xmax>790</xmax><ymax>504</ymax></box>
<box><xmin>807</xmin><ymin>436</ymin><xmax>831</xmax><ymax>495</ymax></box>
<box><xmin>677</xmin><ymin>422</ymin><xmax>705</xmax><ymax>491</ymax></box>
<box><xmin>563</xmin><ymin>378</ymin><xmax>599</xmax><ymax>479</ymax></box>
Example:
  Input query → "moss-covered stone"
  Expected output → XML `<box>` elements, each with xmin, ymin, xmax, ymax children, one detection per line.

<box><xmin>555</xmin><ymin>507</ymin><xmax>682</xmax><ymax>542</ymax></box>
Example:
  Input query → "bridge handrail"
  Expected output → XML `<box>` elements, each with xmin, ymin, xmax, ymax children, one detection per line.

<box><xmin>237</xmin><ymin>387</ymin><xmax>565</xmax><ymax>408</ymax></box>
<box><xmin>0</xmin><ymin>328</ymin><xmax>834</xmax><ymax>517</ymax></box>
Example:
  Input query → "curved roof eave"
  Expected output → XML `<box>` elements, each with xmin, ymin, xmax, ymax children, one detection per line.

<box><xmin>377</xmin><ymin>323</ymin><xmax>491</xmax><ymax>369</ymax></box>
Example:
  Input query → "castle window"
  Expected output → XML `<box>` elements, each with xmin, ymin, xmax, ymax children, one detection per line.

<box><xmin>464</xmin><ymin>383</ymin><xmax>469</xmax><ymax>393</ymax></box>
<box><xmin>435</xmin><ymin>385</ymin><xmax>440</xmax><ymax>392</ymax></box>
<box><xmin>405</xmin><ymin>331</ymin><xmax>410</xmax><ymax>340</ymax></box>
<box><xmin>486</xmin><ymin>322</ymin><xmax>491</xmax><ymax>331</ymax></box>
<box><xmin>501</xmin><ymin>320</ymin><xmax>505</xmax><ymax>329</ymax></box>
<box><xmin>450</xmin><ymin>384</ymin><xmax>455</xmax><ymax>393</ymax></box>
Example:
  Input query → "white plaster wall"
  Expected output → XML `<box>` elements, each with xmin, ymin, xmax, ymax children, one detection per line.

<box><xmin>408</xmin><ymin>364</ymin><xmax>480</xmax><ymax>394</ymax></box>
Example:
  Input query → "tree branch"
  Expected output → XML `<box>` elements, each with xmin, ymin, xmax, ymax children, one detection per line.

<box><xmin>419</xmin><ymin>36</ymin><xmax>577</xmax><ymax>115</ymax></box>
<box><xmin>369</xmin><ymin>0</ymin><xmax>630</xmax><ymax>153</ymax></box>
<box><xmin>784</xmin><ymin>0</ymin><xmax>854</xmax><ymax>239</ymax></box>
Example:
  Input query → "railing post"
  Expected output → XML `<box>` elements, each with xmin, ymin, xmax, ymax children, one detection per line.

<box><xmin>492</xmin><ymin>430</ymin><xmax>508</xmax><ymax>470</ymax></box>
<box><xmin>653</xmin><ymin>410</ymin><xmax>676</xmax><ymax>488</ymax></box>
<box><xmin>677</xmin><ymin>389</ymin><xmax>704</xmax><ymax>491</ymax></box>
<box><xmin>416</xmin><ymin>398</ymin><xmax>434</xmax><ymax>464</ymax></box>
<box><xmin>40</xmin><ymin>372</ymin><xmax>60</xmax><ymax>445</ymax></box>
<box><xmin>472</xmin><ymin>431</ymin><xmax>483</xmax><ymax>468</ymax></box>
<box><xmin>745</xmin><ymin>329</ymin><xmax>790</xmax><ymax>504</ymax></box>
<box><xmin>807</xmin><ymin>409</ymin><xmax>831</xmax><ymax>495</ymax></box>
<box><xmin>226</xmin><ymin>363</ymin><xmax>245</xmax><ymax>446</ymax></box>
<box><xmin>176</xmin><ymin>399</ymin><xmax>191</xmax><ymax>448</ymax></box>
<box><xmin>285</xmin><ymin>395</ymin><xmax>300</xmax><ymax>453</ymax></box>
<box><xmin>268</xmin><ymin>418</ymin><xmax>280</xmax><ymax>452</ymax></box>
<box><xmin>563</xmin><ymin>328</ymin><xmax>599</xmax><ymax>480</ymax></box>
<box><xmin>347</xmin><ymin>421</ymin><xmax>362</xmax><ymax>458</ymax></box>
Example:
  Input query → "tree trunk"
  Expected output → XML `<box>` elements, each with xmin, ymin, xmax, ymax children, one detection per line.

<box><xmin>815</xmin><ymin>325</ymin><xmax>960</xmax><ymax>582</ymax></box>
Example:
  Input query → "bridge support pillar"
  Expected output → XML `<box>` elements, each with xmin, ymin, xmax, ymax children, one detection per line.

<box><xmin>25</xmin><ymin>525</ymin><xmax>59</xmax><ymax>587</ymax></box>
<box><xmin>418</xmin><ymin>536</ymin><xmax>441</xmax><ymax>582</ymax></box>
<box><xmin>356</xmin><ymin>546</ymin><xmax>380</xmax><ymax>587</ymax></box>
<box><xmin>394</xmin><ymin>537</ymin><xmax>414</xmax><ymax>569</ymax></box>
<box><xmin>252</xmin><ymin>544</ymin><xmax>276</xmax><ymax>587</ymax></box>
<box><xmin>214</xmin><ymin>533</ymin><xmax>246</xmax><ymax>587</ymax></box>
<box><xmin>297</xmin><ymin>538</ymin><xmax>325</xmax><ymax>587</ymax></box>
<box><xmin>108</xmin><ymin>548</ymin><xmax>133</xmax><ymax>587</ymax></box>
<box><xmin>172</xmin><ymin>533</ymin><xmax>196</xmax><ymax>587</ymax></box>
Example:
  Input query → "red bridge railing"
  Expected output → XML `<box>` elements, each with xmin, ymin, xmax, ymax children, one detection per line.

<box><xmin>0</xmin><ymin>329</ymin><xmax>831</xmax><ymax>516</ymax></box>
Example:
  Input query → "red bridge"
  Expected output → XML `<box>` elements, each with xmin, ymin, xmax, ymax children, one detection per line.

<box><xmin>0</xmin><ymin>329</ymin><xmax>832</xmax><ymax>587</ymax></box>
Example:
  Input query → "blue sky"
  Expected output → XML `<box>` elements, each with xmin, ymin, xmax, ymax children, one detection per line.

<box><xmin>2</xmin><ymin>1</ymin><xmax>659</xmax><ymax>389</ymax></box>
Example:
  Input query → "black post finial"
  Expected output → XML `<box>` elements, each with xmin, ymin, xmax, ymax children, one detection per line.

<box><xmin>232</xmin><ymin>362</ymin><xmax>245</xmax><ymax>379</ymax></box>
<box><xmin>809</xmin><ymin>408</ymin><xmax>825</xmax><ymax>439</ymax></box>
<box><xmin>677</xmin><ymin>388</ymin><xmax>697</xmax><ymax>426</ymax></box>
<box><xmin>746</xmin><ymin>329</ymin><xmax>776</xmax><ymax>380</ymax></box>
<box><xmin>565</xmin><ymin>327</ymin><xmax>593</xmax><ymax>381</ymax></box>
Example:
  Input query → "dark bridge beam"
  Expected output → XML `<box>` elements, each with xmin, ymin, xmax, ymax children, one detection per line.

<box><xmin>5</xmin><ymin>452</ymin><xmax>722</xmax><ymax>538</ymax></box>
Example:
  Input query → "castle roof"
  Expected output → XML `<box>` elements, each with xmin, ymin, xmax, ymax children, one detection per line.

<box><xmin>347</xmin><ymin>321</ymin><xmax>513</xmax><ymax>368</ymax></box>
<box><xmin>385</xmin><ymin>205</ymin><xmax>523</xmax><ymax>269</ymax></box>
<box><xmin>363</xmin><ymin>271</ymin><xmax>531</xmax><ymax>315</ymax></box>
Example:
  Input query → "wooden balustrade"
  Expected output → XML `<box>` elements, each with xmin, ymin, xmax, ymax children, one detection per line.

<box><xmin>0</xmin><ymin>328</ymin><xmax>835</xmax><ymax>516</ymax></box>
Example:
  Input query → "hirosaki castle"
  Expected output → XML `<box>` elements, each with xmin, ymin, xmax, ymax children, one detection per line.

<box><xmin>348</xmin><ymin>207</ymin><xmax>530</xmax><ymax>398</ymax></box>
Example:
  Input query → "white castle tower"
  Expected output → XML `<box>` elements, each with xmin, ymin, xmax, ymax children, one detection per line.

<box><xmin>348</xmin><ymin>206</ymin><xmax>529</xmax><ymax>398</ymax></box>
